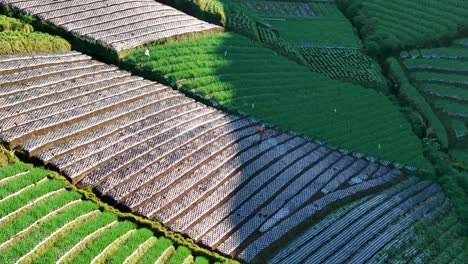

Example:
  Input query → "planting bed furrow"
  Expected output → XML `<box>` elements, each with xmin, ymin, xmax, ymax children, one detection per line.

<box><xmin>0</xmin><ymin>71</ymin><xmax>131</xmax><ymax>115</ymax></box>
<box><xmin>0</xmin><ymin>51</ymin><xmax>82</xmax><ymax>63</ymax></box>
<box><xmin>74</xmin><ymin>111</ymin><xmax>225</xmax><ymax>185</ymax></box>
<box><xmin>136</xmin><ymin>133</ymin><xmax>291</xmax><ymax>218</ymax></box>
<box><xmin>36</xmin><ymin>97</ymin><xmax>194</xmax><ymax>162</ymax></box>
<box><xmin>0</xmin><ymin>64</ymin><xmax>118</xmax><ymax>99</ymax></box>
<box><xmin>269</xmin><ymin>197</ymin><xmax>369</xmax><ymax>264</ymax></box>
<box><xmin>153</xmin><ymin>135</ymin><xmax>306</xmax><ymax>224</ymax></box>
<box><xmin>0</xmin><ymin>60</ymin><xmax>107</xmax><ymax>88</ymax></box>
<box><xmin>91</xmin><ymin>229</ymin><xmax>137</xmax><ymax>263</ymax></box>
<box><xmin>32</xmin><ymin>0</ymin><xmax>134</xmax><ymax>20</ymax></box>
<box><xmin>89</xmin><ymin>14</ymin><xmax>193</xmax><ymax>40</ymax></box>
<box><xmin>0</xmin><ymin>177</ymin><xmax>47</xmax><ymax>203</ymax></box>
<box><xmin>304</xmin><ymin>183</ymin><xmax>441</xmax><ymax>264</ymax></box>
<box><xmin>322</xmin><ymin>159</ymin><xmax>367</xmax><ymax>193</ymax></box>
<box><xmin>323</xmin><ymin>189</ymin><xmax>444</xmax><ymax>264</ymax></box>
<box><xmin>103</xmin><ymin>119</ymin><xmax>255</xmax><ymax>201</ymax></box>
<box><xmin>217</xmin><ymin>153</ymin><xmax>350</xmax><ymax>254</ymax></box>
<box><xmin>56</xmin><ymin>221</ymin><xmax>119</xmax><ymax>263</ymax></box>
<box><xmin>0</xmin><ymin>170</ymin><xmax>46</xmax><ymax>198</ymax></box>
<box><xmin>20</xmin><ymin>89</ymin><xmax>178</xmax><ymax>155</ymax></box>
<box><xmin>53</xmin><ymin>2</ymin><xmax>171</xmax><ymax>28</ymax></box>
<box><xmin>184</xmin><ymin>146</ymin><xmax>326</xmax><ymax>244</ymax></box>
<box><xmin>90</xmin><ymin>114</ymin><xmax>243</xmax><ymax>195</ymax></box>
<box><xmin>259</xmin><ymin>178</ymin><xmax>419</xmax><ymax>263</ymax></box>
<box><xmin>0</xmin><ymin>54</ymin><xmax>90</xmax><ymax>74</ymax></box>
<box><xmin>239</xmin><ymin>176</ymin><xmax>417</xmax><ymax>262</ymax></box>
<box><xmin>372</xmin><ymin>165</ymin><xmax>391</xmax><ymax>178</ymax></box>
<box><xmin>348</xmin><ymin>193</ymin><xmax>445</xmax><ymax>264</ymax></box>
<box><xmin>0</xmin><ymin>180</ymin><xmax>65</xmax><ymax>220</ymax></box>
<box><xmin>198</xmin><ymin>146</ymin><xmax>331</xmax><ymax>246</ymax></box>
<box><xmin>277</xmin><ymin>155</ymin><xmax>353</xmax><ymax>212</ymax></box>
<box><xmin>16</xmin><ymin>210</ymin><xmax>100</xmax><ymax>263</ymax></box>
<box><xmin>170</xmin><ymin>138</ymin><xmax>314</xmax><ymax>233</ymax></box>
<box><xmin>11</xmin><ymin>0</ymin><xmax>103</xmax><ymax>11</ymax></box>
<box><xmin>348</xmin><ymin>162</ymin><xmax>380</xmax><ymax>185</ymax></box>
<box><xmin>0</xmin><ymin>61</ymin><xmax>112</xmax><ymax>98</ymax></box>
<box><xmin>0</xmin><ymin>84</ymin><xmax>162</xmax><ymax>145</ymax></box>
<box><xmin>0</xmin><ymin>78</ymin><xmax>155</xmax><ymax>132</ymax></box>
<box><xmin>72</xmin><ymin>7</ymin><xmax>177</xmax><ymax>34</ymax></box>
<box><xmin>51</xmin><ymin>105</ymin><xmax>211</xmax><ymax>171</ymax></box>
<box><xmin>103</xmin><ymin>19</ymin><xmax>203</xmax><ymax>44</ymax></box>
<box><xmin>51</xmin><ymin>101</ymin><xmax>204</xmax><ymax>168</ymax></box>
<box><xmin>110</xmin><ymin>23</ymin><xmax>220</xmax><ymax>51</ymax></box>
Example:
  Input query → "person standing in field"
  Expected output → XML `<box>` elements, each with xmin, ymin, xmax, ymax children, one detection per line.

<box><xmin>258</xmin><ymin>125</ymin><xmax>266</xmax><ymax>144</ymax></box>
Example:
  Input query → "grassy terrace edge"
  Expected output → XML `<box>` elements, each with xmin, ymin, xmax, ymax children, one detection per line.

<box><xmin>0</xmin><ymin>144</ymin><xmax>238</xmax><ymax>264</ymax></box>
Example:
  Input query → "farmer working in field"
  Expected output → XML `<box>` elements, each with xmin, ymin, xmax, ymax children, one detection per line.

<box><xmin>258</xmin><ymin>125</ymin><xmax>266</xmax><ymax>143</ymax></box>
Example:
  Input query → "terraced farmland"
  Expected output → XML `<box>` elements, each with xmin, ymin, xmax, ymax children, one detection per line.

<box><xmin>0</xmin><ymin>51</ymin><xmax>436</xmax><ymax>261</ymax></box>
<box><xmin>370</xmin><ymin>202</ymin><xmax>466</xmax><ymax>264</ymax></box>
<box><xmin>0</xmin><ymin>0</ymin><xmax>222</xmax><ymax>52</ymax></box>
<box><xmin>0</xmin><ymin>2</ymin><xmax>465</xmax><ymax>264</ymax></box>
<box><xmin>125</xmin><ymin>33</ymin><xmax>430</xmax><ymax>169</ymax></box>
<box><xmin>342</xmin><ymin>0</ymin><xmax>468</xmax><ymax>55</ymax></box>
<box><xmin>0</xmin><ymin>163</ymin><xmax>202</xmax><ymax>264</ymax></box>
<box><xmin>397</xmin><ymin>40</ymin><xmax>468</xmax><ymax>145</ymax></box>
<box><xmin>258</xmin><ymin>177</ymin><xmax>446</xmax><ymax>263</ymax></box>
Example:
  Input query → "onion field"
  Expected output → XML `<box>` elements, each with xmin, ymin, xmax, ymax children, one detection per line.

<box><xmin>342</xmin><ymin>0</ymin><xmax>468</xmax><ymax>54</ymax></box>
<box><xmin>0</xmin><ymin>1</ymin><xmax>465</xmax><ymax>264</ymax></box>
<box><xmin>0</xmin><ymin>162</ymin><xmax>201</xmax><ymax>264</ymax></box>
<box><xmin>232</xmin><ymin>0</ymin><xmax>387</xmax><ymax>88</ymax></box>
<box><xmin>125</xmin><ymin>33</ymin><xmax>430</xmax><ymax>169</ymax></box>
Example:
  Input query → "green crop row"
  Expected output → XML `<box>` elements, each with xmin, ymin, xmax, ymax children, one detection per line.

<box><xmin>137</xmin><ymin>237</ymin><xmax>174</xmax><ymax>264</ymax></box>
<box><xmin>300</xmin><ymin>47</ymin><xmax>387</xmax><ymax>90</ymax></box>
<box><xmin>0</xmin><ymin>162</ymin><xmax>29</xmax><ymax>181</ymax></box>
<box><xmin>0</xmin><ymin>179</ymin><xmax>64</xmax><ymax>219</ymax></box>
<box><xmin>168</xmin><ymin>246</ymin><xmax>193</xmax><ymax>264</ymax></box>
<box><xmin>0</xmin><ymin>168</ymin><xmax>47</xmax><ymax>199</ymax></box>
<box><xmin>107</xmin><ymin>228</ymin><xmax>154</xmax><ymax>263</ymax></box>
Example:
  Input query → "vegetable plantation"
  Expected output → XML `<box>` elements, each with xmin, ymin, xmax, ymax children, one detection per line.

<box><xmin>340</xmin><ymin>0</ymin><xmax>468</xmax><ymax>56</ymax></box>
<box><xmin>158</xmin><ymin>0</ymin><xmax>386</xmax><ymax>88</ymax></box>
<box><xmin>0</xmin><ymin>0</ymin><xmax>466</xmax><ymax>263</ymax></box>
<box><xmin>0</xmin><ymin>162</ymin><xmax>204</xmax><ymax>264</ymax></box>
<box><xmin>259</xmin><ymin>177</ymin><xmax>446</xmax><ymax>264</ymax></box>
<box><xmin>0</xmin><ymin>51</ymin><xmax>417</xmax><ymax>262</ymax></box>
<box><xmin>125</xmin><ymin>33</ymin><xmax>430</xmax><ymax>169</ymax></box>
<box><xmin>397</xmin><ymin>40</ymin><xmax>468</xmax><ymax>146</ymax></box>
